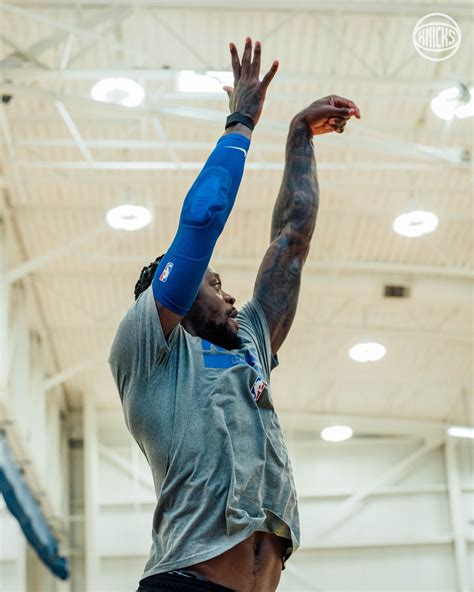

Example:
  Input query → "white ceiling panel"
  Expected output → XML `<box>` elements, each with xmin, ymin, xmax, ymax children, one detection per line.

<box><xmin>1</xmin><ymin>1</ymin><xmax>472</xmax><ymax>429</ymax></box>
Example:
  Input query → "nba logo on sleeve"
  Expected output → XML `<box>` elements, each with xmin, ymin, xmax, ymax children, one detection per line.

<box><xmin>159</xmin><ymin>262</ymin><xmax>174</xmax><ymax>283</ymax></box>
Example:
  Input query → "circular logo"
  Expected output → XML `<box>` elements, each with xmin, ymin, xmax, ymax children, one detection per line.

<box><xmin>413</xmin><ymin>13</ymin><xmax>461</xmax><ymax>61</ymax></box>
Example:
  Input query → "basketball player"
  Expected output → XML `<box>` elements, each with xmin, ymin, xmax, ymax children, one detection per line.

<box><xmin>110</xmin><ymin>37</ymin><xmax>360</xmax><ymax>592</ymax></box>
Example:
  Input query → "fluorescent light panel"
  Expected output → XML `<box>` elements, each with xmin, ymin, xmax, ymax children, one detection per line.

<box><xmin>177</xmin><ymin>70</ymin><xmax>233</xmax><ymax>93</ymax></box>
<box><xmin>447</xmin><ymin>425</ymin><xmax>474</xmax><ymax>439</ymax></box>
<box><xmin>321</xmin><ymin>426</ymin><xmax>353</xmax><ymax>442</ymax></box>
<box><xmin>106</xmin><ymin>205</ymin><xmax>151</xmax><ymax>231</ymax></box>
<box><xmin>91</xmin><ymin>78</ymin><xmax>145</xmax><ymax>107</ymax></box>
<box><xmin>349</xmin><ymin>342</ymin><xmax>386</xmax><ymax>363</ymax></box>
<box><xmin>431</xmin><ymin>86</ymin><xmax>474</xmax><ymax>120</ymax></box>
<box><xmin>393</xmin><ymin>210</ymin><xmax>439</xmax><ymax>238</ymax></box>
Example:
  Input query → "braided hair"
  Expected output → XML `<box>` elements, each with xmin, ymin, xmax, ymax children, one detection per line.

<box><xmin>134</xmin><ymin>255</ymin><xmax>164</xmax><ymax>300</ymax></box>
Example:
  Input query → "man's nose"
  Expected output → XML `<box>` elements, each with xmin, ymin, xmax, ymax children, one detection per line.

<box><xmin>224</xmin><ymin>291</ymin><xmax>235</xmax><ymax>305</ymax></box>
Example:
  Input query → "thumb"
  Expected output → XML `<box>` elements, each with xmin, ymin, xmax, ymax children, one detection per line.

<box><xmin>223</xmin><ymin>85</ymin><xmax>233</xmax><ymax>98</ymax></box>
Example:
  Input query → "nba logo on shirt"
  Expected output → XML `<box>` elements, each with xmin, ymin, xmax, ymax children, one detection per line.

<box><xmin>159</xmin><ymin>262</ymin><xmax>174</xmax><ymax>283</ymax></box>
<box><xmin>251</xmin><ymin>376</ymin><xmax>266</xmax><ymax>402</ymax></box>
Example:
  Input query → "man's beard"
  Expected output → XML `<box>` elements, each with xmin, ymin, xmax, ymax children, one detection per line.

<box><xmin>200</xmin><ymin>318</ymin><xmax>240</xmax><ymax>351</ymax></box>
<box><xmin>184</xmin><ymin>303</ymin><xmax>241</xmax><ymax>350</ymax></box>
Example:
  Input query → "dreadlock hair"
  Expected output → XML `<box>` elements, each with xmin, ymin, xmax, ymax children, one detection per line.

<box><xmin>134</xmin><ymin>254</ymin><xmax>164</xmax><ymax>301</ymax></box>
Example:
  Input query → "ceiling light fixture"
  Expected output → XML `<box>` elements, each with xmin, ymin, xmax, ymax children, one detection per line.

<box><xmin>321</xmin><ymin>425</ymin><xmax>353</xmax><ymax>442</ymax></box>
<box><xmin>349</xmin><ymin>342</ymin><xmax>386</xmax><ymax>363</ymax></box>
<box><xmin>91</xmin><ymin>78</ymin><xmax>145</xmax><ymax>107</ymax></box>
<box><xmin>393</xmin><ymin>210</ymin><xmax>439</xmax><ymax>237</ymax></box>
<box><xmin>430</xmin><ymin>85</ymin><xmax>473</xmax><ymax>120</ymax></box>
<box><xmin>106</xmin><ymin>205</ymin><xmax>151</xmax><ymax>231</ymax></box>
<box><xmin>177</xmin><ymin>70</ymin><xmax>233</xmax><ymax>93</ymax></box>
<box><xmin>447</xmin><ymin>425</ymin><xmax>474</xmax><ymax>439</ymax></box>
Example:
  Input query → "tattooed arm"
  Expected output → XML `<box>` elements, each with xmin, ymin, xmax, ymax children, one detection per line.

<box><xmin>253</xmin><ymin>96</ymin><xmax>361</xmax><ymax>355</ymax></box>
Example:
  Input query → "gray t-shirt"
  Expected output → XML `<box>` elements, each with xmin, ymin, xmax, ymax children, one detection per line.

<box><xmin>109</xmin><ymin>285</ymin><xmax>300</xmax><ymax>579</ymax></box>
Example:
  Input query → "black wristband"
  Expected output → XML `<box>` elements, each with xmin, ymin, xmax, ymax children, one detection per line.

<box><xmin>225</xmin><ymin>112</ymin><xmax>255</xmax><ymax>131</ymax></box>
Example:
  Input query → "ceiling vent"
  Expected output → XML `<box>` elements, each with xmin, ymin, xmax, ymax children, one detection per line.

<box><xmin>384</xmin><ymin>285</ymin><xmax>410</xmax><ymax>298</ymax></box>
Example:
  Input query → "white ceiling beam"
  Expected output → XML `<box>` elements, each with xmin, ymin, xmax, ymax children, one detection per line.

<box><xmin>314</xmin><ymin>13</ymin><xmax>380</xmax><ymax>78</ymax></box>
<box><xmin>43</xmin><ymin>357</ymin><xmax>102</xmax><ymax>392</ymax></box>
<box><xmin>16</xmin><ymin>138</ymin><xmax>283</xmax><ymax>151</ymax></box>
<box><xmin>6</xmin><ymin>283</ymin><xmax>26</xmax><ymax>386</ymax></box>
<box><xmin>7</xmin><ymin>175</ymin><xmax>467</xmax><ymax>195</ymax></box>
<box><xmin>305</xmin><ymin>260</ymin><xmax>474</xmax><ymax>281</ymax></box>
<box><xmin>0</xmin><ymin>33</ymin><xmax>50</xmax><ymax>69</ymax></box>
<box><xmin>8</xmin><ymin>92</ymin><xmax>455</xmax><ymax>105</ymax></box>
<box><xmin>149</xmin><ymin>10</ymin><xmax>214</xmax><ymax>70</ymax></box>
<box><xmin>302</xmin><ymin>534</ymin><xmax>454</xmax><ymax>550</ymax></box>
<box><xmin>14</xmin><ymin>138</ymin><xmax>473</xmax><ymax>160</ymax></box>
<box><xmin>66</xmin><ymin>8</ymin><xmax>132</xmax><ymax>67</ymax></box>
<box><xmin>313</xmin><ymin>438</ymin><xmax>443</xmax><ymax>540</ymax></box>
<box><xmin>282</xmin><ymin>413</ymin><xmax>449</xmax><ymax>439</ymax></box>
<box><xmin>4</xmin><ymin>1</ymin><xmax>472</xmax><ymax>19</ymax></box>
<box><xmin>0</xmin><ymin>5</ymin><xmax>131</xmax><ymax>69</ymax></box>
<box><xmin>45</xmin><ymin>319</ymin><xmax>473</xmax><ymax>342</ymax></box>
<box><xmin>13</xmin><ymin>160</ymin><xmax>458</xmax><ymax>172</ymax></box>
<box><xmin>6</xmin><ymin>224</ymin><xmax>109</xmax><ymax>284</ymax></box>
<box><xmin>0</xmin><ymin>2</ymin><xmax>145</xmax><ymax>65</ymax></box>
<box><xmin>0</xmin><ymin>104</ymin><xmax>29</xmax><ymax>204</ymax></box>
<box><xmin>55</xmin><ymin>101</ymin><xmax>94</xmax><ymax>162</ymax></box>
<box><xmin>77</xmin><ymin>256</ymin><xmax>474</xmax><ymax>281</ymax></box>
<box><xmin>58</xmin><ymin>33</ymin><xmax>75</xmax><ymax>70</ymax></box>
<box><xmin>0</xmin><ymin>82</ymin><xmax>166</xmax><ymax>121</ymax></box>
<box><xmin>0</xmin><ymin>69</ymin><xmax>467</xmax><ymax>89</ymax></box>
<box><xmin>1</xmin><ymin>82</ymin><xmax>470</xmax><ymax>166</ymax></box>
<box><xmin>152</xmin><ymin>118</ymin><xmax>180</xmax><ymax>163</ymax></box>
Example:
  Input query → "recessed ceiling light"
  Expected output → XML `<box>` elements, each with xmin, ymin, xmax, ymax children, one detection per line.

<box><xmin>456</xmin><ymin>89</ymin><xmax>474</xmax><ymax>119</ymax></box>
<box><xmin>349</xmin><ymin>342</ymin><xmax>386</xmax><ymax>363</ymax></box>
<box><xmin>321</xmin><ymin>425</ymin><xmax>353</xmax><ymax>442</ymax></box>
<box><xmin>106</xmin><ymin>205</ymin><xmax>151</xmax><ymax>231</ymax></box>
<box><xmin>177</xmin><ymin>70</ymin><xmax>233</xmax><ymax>93</ymax></box>
<box><xmin>393</xmin><ymin>210</ymin><xmax>439</xmax><ymax>237</ymax></box>
<box><xmin>447</xmin><ymin>425</ymin><xmax>474</xmax><ymax>439</ymax></box>
<box><xmin>91</xmin><ymin>78</ymin><xmax>145</xmax><ymax>107</ymax></box>
<box><xmin>431</xmin><ymin>85</ymin><xmax>473</xmax><ymax>120</ymax></box>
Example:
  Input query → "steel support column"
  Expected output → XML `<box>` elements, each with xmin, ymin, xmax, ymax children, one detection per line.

<box><xmin>445</xmin><ymin>438</ymin><xmax>470</xmax><ymax>592</ymax></box>
<box><xmin>0</xmin><ymin>215</ymin><xmax>9</xmax><ymax>411</ymax></box>
<box><xmin>83</xmin><ymin>394</ymin><xmax>99</xmax><ymax>590</ymax></box>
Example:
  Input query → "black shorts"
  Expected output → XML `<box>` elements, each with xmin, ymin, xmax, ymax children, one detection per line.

<box><xmin>137</xmin><ymin>570</ymin><xmax>235</xmax><ymax>592</ymax></box>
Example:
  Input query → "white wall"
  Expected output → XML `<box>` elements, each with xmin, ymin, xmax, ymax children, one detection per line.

<box><xmin>0</xmin><ymin>503</ymin><xmax>27</xmax><ymax>592</ymax></box>
<box><xmin>72</xmin><ymin>408</ymin><xmax>473</xmax><ymax>592</ymax></box>
<box><xmin>0</xmin><ymin>278</ymin><xmax>70</xmax><ymax>592</ymax></box>
<box><xmin>2</xmin><ymin>399</ymin><xmax>472</xmax><ymax>591</ymax></box>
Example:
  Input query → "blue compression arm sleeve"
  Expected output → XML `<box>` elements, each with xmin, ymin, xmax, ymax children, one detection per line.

<box><xmin>152</xmin><ymin>132</ymin><xmax>250</xmax><ymax>315</ymax></box>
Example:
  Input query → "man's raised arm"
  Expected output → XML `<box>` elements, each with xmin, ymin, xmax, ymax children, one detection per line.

<box><xmin>153</xmin><ymin>38</ymin><xmax>278</xmax><ymax>336</ymax></box>
<box><xmin>253</xmin><ymin>96</ymin><xmax>361</xmax><ymax>355</ymax></box>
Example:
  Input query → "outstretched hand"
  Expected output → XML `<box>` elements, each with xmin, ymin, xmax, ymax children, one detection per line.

<box><xmin>223</xmin><ymin>37</ymin><xmax>279</xmax><ymax>127</ymax></box>
<box><xmin>296</xmin><ymin>95</ymin><xmax>361</xmax><ymax>136</ymax></box>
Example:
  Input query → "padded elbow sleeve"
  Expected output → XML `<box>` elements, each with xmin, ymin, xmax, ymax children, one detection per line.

<box><xmin>153</xmin><ymin>132</ymin><xmax>250</xmax><ymax>316</ymax></box>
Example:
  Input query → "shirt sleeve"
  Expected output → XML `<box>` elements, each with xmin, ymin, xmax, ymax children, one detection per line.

<box><xmin>108</xmin><ymin>286</ymin><xmax>177</xmax><ymax>398</ymax></box>
<box><xmin>237</xmin><ymin>298</ymin><xmax>279</xmax><ymax>382</ymax></box>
